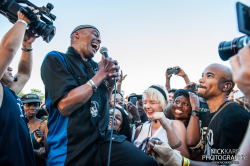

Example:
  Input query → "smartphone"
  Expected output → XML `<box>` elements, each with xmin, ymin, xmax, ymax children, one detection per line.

<box><xmin>167</xmin><ymin>68</ymin><xmax>180</xmax><ymax>75</ymax></box>
<box><xmin>130</xmin><ymin>97</ymin><xmax>137</xmax><ymax>105</ymax></box>
<box><xmin>237</xmin><ymin>2</ymin><xmax>250</xmax><ymax>36</ymax></box>
<box><xmin>234</xmin><ymin>90</ymin><xmax>245</xmax><ymax>99</ymax></box>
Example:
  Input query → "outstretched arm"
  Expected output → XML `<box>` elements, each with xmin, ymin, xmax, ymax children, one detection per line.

<box><xmin>147</xmin><ymin>139</ymin><xmax>219</xmax><ymax>166</ymax></box>
<box><xmin>116</xmin><ymin>70</ymin><xmax>127</xmax><ymax>93</ymax></box>
<box><xmin>10</xmin><ymin>29</ymin><xmax>39</xmax><ymax>94</ymax></box>
<box><xmin>0</xmin><ymin>11</ymin><xmax>30</xmax><ymax>80</ymax></box>
<box><xmin>152</xmin><ymin>112</ymin><xmax>190</xmax><ymax>158</ymax></box>
<box><xmin>230</xmin><ymin>44</ymin><xmax>250</xmax><ymax>166</ymax></box>
<box><xmin>173</xmin><ymin>66</ymin><xmax>190</xmax><ymax>84</ymax></box>
<box><xmin>165</xmin><ymin>67</ymin><xmax>172</xmax><ymax>90</ymax></box>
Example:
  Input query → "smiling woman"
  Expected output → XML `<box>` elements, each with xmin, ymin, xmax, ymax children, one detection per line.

<box><xmin>133</xmin><ymin>85</ymin><xmax>190</xmax><ymax>158</ymax></box>
<box><xmin>171</xmin><ymin>89</ymin><xmax>195</xmax><ymax>127</ymax></box>
<box><xmin>108</xmin><ymin>105</ymin><xmax>132</xmax><ymax>141</ymax></box>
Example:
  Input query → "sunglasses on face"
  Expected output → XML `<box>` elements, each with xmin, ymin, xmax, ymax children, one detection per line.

<box><xmin>23</xmin><ymin>103</ymin><xmax>40</xmax><ymax>107</ymax></box>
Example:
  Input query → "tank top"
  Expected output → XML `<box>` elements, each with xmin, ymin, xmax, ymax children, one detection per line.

<box><xmin>134</xmin><ymin>120</ymin><xmax>172</xmax><ymax>151</ymax></box>
<box><xmin>30</xmin><ymin>120</ymin><xmax>44</xmax><ymax>150</ymax></box>
<box><xmin>0</xmin><ymin>83</ymin><xmax>35</xmax><ymax>166</ymax></box>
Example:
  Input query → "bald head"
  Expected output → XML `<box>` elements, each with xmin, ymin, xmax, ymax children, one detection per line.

<box><xmin>207</xmin><ymin>63</ymin><xmax>233</xmax><ymax>81</ymax></box>
<box><xmin>206</xmin><ymin>63</ymin><xmax>235</xmax><ymax>94</ymax></box>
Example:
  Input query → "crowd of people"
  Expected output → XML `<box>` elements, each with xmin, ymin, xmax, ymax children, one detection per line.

<box><xmin>0</xmin><ymin>7</ymin><xmax>249</xmax><ymax>166</ymax></box>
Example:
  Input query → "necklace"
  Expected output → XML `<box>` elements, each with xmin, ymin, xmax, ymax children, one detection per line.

<box><xmin>27</xmin><ymin>118</ymin><xmax>39</xmax><ymax>133</ymax></box>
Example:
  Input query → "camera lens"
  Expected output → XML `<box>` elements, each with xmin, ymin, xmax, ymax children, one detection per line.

<box><xmin>218</xmin><ymin>35</ymin><xmax>249</xmax><ymax>61</ymax></box>
<box><xmin>33</xmin><ymin>21</ymin><xmax>56</xmax><ymax>43</ymax></box>
<box><xmin>40</xmin><ymin>24</ymin><xmax>56</xmax><ymax>43</ymax></box>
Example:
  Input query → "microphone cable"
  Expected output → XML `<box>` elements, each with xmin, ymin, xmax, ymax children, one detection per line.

<box><xmin>107</xmin><ymin>79</ymin><xmax>117</xmax><ymax>166</ymax></box>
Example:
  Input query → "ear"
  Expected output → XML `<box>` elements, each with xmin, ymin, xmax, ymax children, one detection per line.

<box><xmin>223</xmin><ymin>82</ymin><xmax>233</xmax><ymax>92</ymax></box>
<box><xmin>74</xmin><ymin>31</ymin><xmax>80</xmax><ymax>39</ymax></box>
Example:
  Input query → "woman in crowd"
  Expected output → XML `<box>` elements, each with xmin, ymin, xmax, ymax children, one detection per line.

<box><xmin>133</xmin><ymin>85</ymin><xmax>190</xmax><ymax>158</ymax></box>
<box><xmin>171</xmin><ymin>89</ymin><xmax>198</xmax><ymax>127</ymax></box>
<box><xmin>108</xmin><ymin>105</ymin><xmax>132</xmax><ymax>141</ymax></box>
<box><xmin>21</xmin><ymin>93</ymin><xmax>47</xmax><ymax>166</ymax></box>
<box><xmin>171</xmin><ymin>89</ymin><xmax>202</xmax><ymax>160</ymax></box>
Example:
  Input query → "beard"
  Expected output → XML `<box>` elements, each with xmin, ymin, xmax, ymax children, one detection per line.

<box><xmin>197</xmin><ymin>88</ymin><xmax>208</xmax><ymax>99</ymax></box>
<box><xmin>197</xmin><ymin>91</ymin><xmax>205</xmax><ymax>98</ymax></box>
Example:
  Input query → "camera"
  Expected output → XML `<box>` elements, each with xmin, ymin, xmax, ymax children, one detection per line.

<box><xmin>0</xmin><ymin>0</ymin><xmax>56</xmax><ymax>43</ymax></box>
<box><xmin>167</xmin><ymin>67</ymin><xmax>180</xmax><ymax>75</ymax></box>
<box><xmin>218</xmin><ymin>2</ymin><xmax>250</xmax><ymax>61</ymax></box>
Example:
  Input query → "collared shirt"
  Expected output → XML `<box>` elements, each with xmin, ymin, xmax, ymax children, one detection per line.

<box><xmin>41</xmin><ymin>47</ymin><xmax>112</xmax><ymax>165</ymax></box>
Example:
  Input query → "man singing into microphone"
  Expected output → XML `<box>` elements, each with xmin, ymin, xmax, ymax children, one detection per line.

<box><xmin>41</xmin><ymin>25</ymin><xmax>158</xmax><ymax>166</ymax></box>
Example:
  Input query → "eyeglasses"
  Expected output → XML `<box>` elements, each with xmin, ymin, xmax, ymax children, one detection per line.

<box><xmin>23</xmin><ymin>103</ymin><xmax>40</xmax><ymax>107</ymax></box>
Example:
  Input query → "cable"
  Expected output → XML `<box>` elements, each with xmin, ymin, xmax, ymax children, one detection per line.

<box><xmin>107</xmin><ymin>79</ymin><xmax>117</xmax><ymax>166</ymax></box>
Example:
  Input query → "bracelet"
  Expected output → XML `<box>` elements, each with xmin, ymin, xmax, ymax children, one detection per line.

<box><xmin>182</xmin><ymin>157</ymin><xmax>190</xmax><ymax>166</ymax></box>
<box><xmin>191</xmin><ymin>110</ymin><xmax>200</xmax><ymax>117</ymax></box>
<box><xmin>117</xmin><ymin>82</ymin><xmax>122</xmax><ymax>85</ymax></box>
<box><xmin>21</xmin><ymin>48</ymin><xmax>33</xmax><ymax>52</ymax></box>
<box><xmin>170</xmin><ymin>140</ymin><xmax>182</xmax><ymax>149</ymax></box>
<box><xmin>87</xmin><ymin>79</ymin><xmax>97</xmax><ymax>93</ymax></box>
<box><xmin>105</xmin><ymin>80</ymin><xmax>115</xmax><ymax>90</ymax></box>
<box><xmin>17</xmin><ymin>19</ymin><xmax>28</xmax><ymax>27</ymax></box>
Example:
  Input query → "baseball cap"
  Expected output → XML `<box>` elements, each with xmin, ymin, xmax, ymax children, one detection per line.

<box><xmin>21</xmin><ymin>93</ymin><xmax>41</xmax><ymax>104</ymax></box>
<box><xmin>70</xmin><ymin>25</ymin><xmax>99</xmax><ymax>37</ymax></box>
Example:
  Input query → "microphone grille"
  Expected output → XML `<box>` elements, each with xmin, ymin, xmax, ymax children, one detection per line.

<box><xmin>99</xmin><ymin>46</ymin><xmax>108</xmax><ymax>55</ymax></box>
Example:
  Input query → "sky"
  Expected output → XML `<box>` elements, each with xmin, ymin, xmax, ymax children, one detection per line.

<box><xmin>0</xmin><ymin>0</ymin><xmax>250</xmax><ymax>97</ymax></box>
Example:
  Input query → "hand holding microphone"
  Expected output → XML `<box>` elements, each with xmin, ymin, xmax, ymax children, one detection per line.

<box><xmin>99</xmin><ymin>47</ymin><xmax>120</xmax><ymax>86</ymax></box>
<box><xmin>101</xmin><ymin>47</ymin><xmax>120</xmax><ymax>166</ymax></box>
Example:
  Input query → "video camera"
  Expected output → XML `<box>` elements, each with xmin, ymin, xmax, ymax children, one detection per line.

<box><xmin>0</xmin><ymin>0</ymin><xmax>56</xmax><ymax>43</ymax></box>
<box><xmin>218</xmin><ymin>2</ymin><xmax>250</xmax><ymax>61</ymax></box>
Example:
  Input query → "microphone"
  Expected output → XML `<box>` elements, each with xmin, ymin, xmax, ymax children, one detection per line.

<box><xmin>100</xmin><ymin>47</ymin><xmax>117</xmax><ymax>166</ymax></box>
<box><xmin>99</xmin><ymin>46</ymin><xmax>109</xmax><ymax>58</ymax></box>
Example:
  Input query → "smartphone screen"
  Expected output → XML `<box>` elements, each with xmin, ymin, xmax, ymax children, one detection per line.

<box><xmin>130</xmin><ymin>97</ymin><xmax>137</xmax><ymax>105</ymax></box>
<box><xmin>234</xmin><ymin>90</ymin><xmax>245</xmax><ymax>99</ymax></box>
<box><xmin>237</xmin><ymin>2</ymin><xmax>250</xmax><ymax>36</ymax></box>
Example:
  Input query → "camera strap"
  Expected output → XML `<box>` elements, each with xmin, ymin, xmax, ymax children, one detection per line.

<box><xmin>204</xmin><ymin>101</ymin><xmax>232</xmax><ymax>147</ymax></box>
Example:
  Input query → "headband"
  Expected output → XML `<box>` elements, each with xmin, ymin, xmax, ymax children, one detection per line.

<box><xmin>150</xmin><ymin>85</ymin><xmax>167</xmax><ymax>101</ymax></box>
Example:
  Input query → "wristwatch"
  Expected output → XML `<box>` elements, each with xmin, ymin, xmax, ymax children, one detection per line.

<box><xmin>191</xmin><ymin>110</ymin><xmax>200</xmax><ymax>117</ymax></box>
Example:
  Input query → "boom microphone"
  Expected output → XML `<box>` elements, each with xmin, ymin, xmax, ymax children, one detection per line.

<box><xmin>99</xmin><ymin>46</ymin><xmax>109</xmax><ymax>58</ymax></box>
